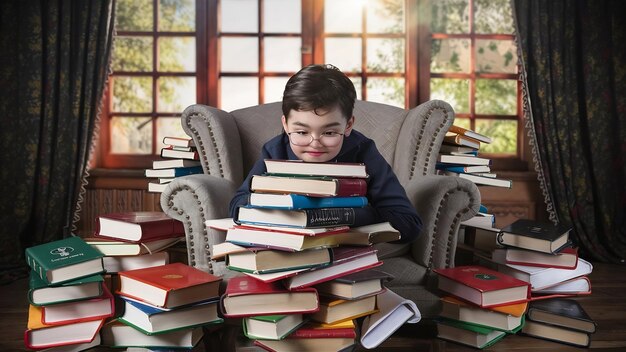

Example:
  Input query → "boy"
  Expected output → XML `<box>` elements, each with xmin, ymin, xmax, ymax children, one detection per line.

<box><xmin>229</xmin><ymin>64</ymin><xmax>422</xmax><ymax>243</ymax></box>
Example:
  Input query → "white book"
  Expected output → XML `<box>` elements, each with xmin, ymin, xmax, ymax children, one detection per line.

<box><xmin>152</xmin><ymin>159</ymin><xmax>200</xmax><ymax>169</ymax></box>
<box><xmin>461</xmin><ymin>213</ymin><xmax>495</xmax><ymax>229</ymax></box>
<box><xmin>437</xmin><ymin>154</ymin><xmax>491</xmax><ymax>166</ymax></box>
<box><xmin>498</xmin><ymin>258</ymin><xmax>593</xmax><ymax>291</ymax></box>
<box><xmin>445</xmin><ymin>171</ymin><xmax>512</xmax><ymax>188</ymax></box>
<box><xmin>148</xmin><ymin>182</ymin><xmax>168</xmax><ymax>193</ymax></box>
<box><xmin>102</xmin><ymin>251</ymin><xmax>169</xmax><ymax>273</ymax></box>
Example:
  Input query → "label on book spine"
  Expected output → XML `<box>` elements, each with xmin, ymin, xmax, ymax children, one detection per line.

<box><xmin>306</xmin><ymin>208</ymin><xmax>356</xmax><ymax>227</ymax></box>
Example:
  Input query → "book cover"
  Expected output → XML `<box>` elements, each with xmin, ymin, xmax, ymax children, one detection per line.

<box><xmin>248</xmin><ymin>193</ymin><xmax>368</xmax><ymax>209</ymax></box>
<box><xmin>447</xmin><ymin>171</ymin><xmax>513</xmax><ymax>188</ymax></box>
<box><xmin>40</xmin><ymin>285</ymin><xmax>115</xmax><ymax>325</ymax></box>
<box><xmin>436</xmin><ymin>164</ymin><xmax>491</xmax><ymax>174</ymax></box>
<box><xmin>521</xmin><ymin>320</ymin><xmax>591</xmax><ymax>347</ymax></box>
<box><xmin>152</xmin><ymin>158</ymin><xmax>200</xmax><ymax>169</ymax></box>
<box><xmin>226</xmin><ymin>246</ymin><xmax>332</xmax><ymax>274</ymax></box>
<box><xmin>160</xmin><ymin>146</ymin><xmax>199</xmax><ymax>160</ymax></box>
<box><xmin>162</xmin><ymin>136</ymin><xmax>195</xmax><ymax>148</ymax></box>
<box><xmin>264</xmin><ymin>159</ymin><xmax>367</xmax><ymax>178</ymax></box>
<box><xmin>315</xmin><ymin>268</ymin><xmax>392</xmax><ymax>300</ymax></box>
<box><xmin>492</xmin><ymin>246</ymin><xmax>579</xmax><ymax>269</ymax></box>
<box><xmin>439</xmin><ymin>296</ymin><xmax>524</xmax><ymax>333</ymax></box>
<box><xmin>253</xmin><ymin>322</ymin><xmax>356</xmax><ymax>352</ymax></box>
<box><xmin>28</xmin><ymin>273</ymin><xmax>104</xmax><ymax>306</ymax></box>
<box><xmin>243</xmin><ymin>314</ymin><xmax>306</xmax><ymax>340</ymax></box>
<box><xmin>498</xmin><ymin>258</ymin><xmax>593</xmax><ymax>291</ymax></box>
<box><xmin>443</xmin><ymin>133</ymin><xmax>481</xmax><ymax>149</ymax></box>
<box><xmin>437</xmin><ymin>154</ymin><xmax>492</xmax><ymax>166</ymax></box>
<box><xmin>220</xmin><ymin>275</ymin><xmax>319</xmax><ymax>318</ymax></box>
<box><xmin>144</xmin><ymin>165</ymin><xmax>203</xmax><ymax>178</ymax></box>
<box><xmin>100</xmin><ymin>320</ymin><xmax>204</xmax><ymax>348</ymax></box>
<box><xmin>436</xmin><ymin>319</ymin><xmax>507</xmax><ymax>349</ymax></box>
<box><xmin>117</xmin><ymin>263</ymin><xmax>221</xmax><ymax>308</ymax></box>
<box><xmin>532</xmin><ymin>276</ymin><xmax>591</xmax><ymax>296</ymax></box>
<box><xmin>25</xmin><ymin>305</ymin><xmax>104</xmax><ymax>350</ymax></box>
<box><xmin>95</xmin><ymin>211</ymin><xmax>185</xmax><ymax>242</ymax></box>
<box><xmin>497</xmin><ymin>219</ymin><xmax>571</xmax><ymax>254</ymax></box>
<box><xmin>25</xmin><ymin>236</ymin><xmax>104</xmax><ymax>285</ymax></box>
<box><xmin>235</xmin><ymin>206</ymin><xmax>357</xmax><ymax>228</ymax></box>
<box><xmin>434</xmin><ymin>265</ymin><xmax>530</xmax><ymax>307</ymax></box>
<box><xmin>527</xmin><ymin>298</ymin><xmax>597</xmax><ymax>333</ymax></box>
<box><xmin>288</xmin><ymin>322</ymin><xmax>357</xmax><ymax>339</ymax></box>
<box><xmin>251</xmin><ymin>175</ymin><xmax>367</xmax><ymax>197</ymax></box>
<box><xmin>448</xmin><ymin>125</ymin><xmax>493</xmax><ymax>144</ymax></box>
<box><xmin>311</xmin><ymin>296</ymin><xmax>378</xmax><ymax>324</ymax></box>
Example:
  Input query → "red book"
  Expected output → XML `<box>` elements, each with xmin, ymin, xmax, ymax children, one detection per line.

<box><xmin>95</xmin><ymin>211</ymin><xmax>185</xmax><ymax>242</ymax></box>
<box><xmin>25</xmin><ymin>305</ymin><xmax>104</xmax><ymax>350</ymax></box>
<box><xmin>220</xmin><ymin>275</ymin><xmax>319</xmax><ymax>318</ymax></box>
<box><xmin>41</xmin><ymin>285</ymin><xmax>115</xmax><ymax>326</ymax></box>
<box><xmin>434</xmin><ymin>265</ymin><xmax>530</xmax><ymax>308</ymax></box>
<box><xmin>250</xmin><ymin>175</ymin><xmax>367</xmax><ymax>197</ymax></box>
<box><xmin>253</xmin><ymin>322</ymin><xmax>356</xmax><ymax>352</ymax></box>
<box><xmin>117</xmin><ymin>263</ymin><xmax>221</xmax><ymax>309</ymax></box>
<box><xmin>289</xmin><ymin>323</ymin><xmax>357</xmax><ymax>339</ymax></box>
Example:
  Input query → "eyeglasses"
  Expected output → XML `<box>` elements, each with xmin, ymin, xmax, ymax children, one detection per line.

<box><xmin>286</xmin><ymin>131</ymin><xmax>345</xmax><ymax>147</ymax></box>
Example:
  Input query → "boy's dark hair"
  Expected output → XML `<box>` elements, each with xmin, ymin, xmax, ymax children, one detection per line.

<box><xmin>282</xmin><ymin>64</ymin><xmax>357</xmax><ymax>120</ymax></box>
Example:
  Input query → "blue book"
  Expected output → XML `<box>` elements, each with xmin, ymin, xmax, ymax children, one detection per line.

<box><xmin>248</xmin><ymin>193</ymin><xmax>368</xmax><ymax>209</ymax></box>
<box><xmin>144</xmin><ymin>165</ymin><xmax>203</xmax><ymax>178</ymax></box>
<box><xmin>436</xmin><ymin>163</ymin><xmax>491</xmax><ymax>174</ymax></box>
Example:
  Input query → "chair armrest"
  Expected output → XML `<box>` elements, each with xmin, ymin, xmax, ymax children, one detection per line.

<box><xmin>404</xmin><ymin>175</ymin><xmax>481</xmax><ymax>270</ymax></box>
<box><xmin>180</xmin><ymin>104</ymin><xmax>244</xmax><ymax>185</ymax></box>
<box><xmin>160</xmin><ymin>174</ymin><xmax>237</xmax><ymax>275</ymax></box>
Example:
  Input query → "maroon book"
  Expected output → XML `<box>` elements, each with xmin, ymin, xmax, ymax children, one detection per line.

<box><xmin>250</xmin><ymin>175</ymin><xmax>367</xmax><ymax>197</ymax></box>
<box><xmin>94</xmin><ymin>212</ymin><xmax>185</xmax><ymax>243</ymax></box>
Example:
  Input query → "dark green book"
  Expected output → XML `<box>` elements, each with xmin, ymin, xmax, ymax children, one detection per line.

<box><xmin>28</xmin><ymin>272</ymin><xmax>104</xmax><ymax>306</ymax></box>
<box><xmin>25</xmin><ymin>236</ymin><xmax>104</xmax><ymax>285</ymax></box>
<box><xmin>436</xmin><ymin>319</ymin><xmax>507</xmax><ymax>349</ymax></box>
<box><xmin>497</xmin><ymin>219</ymin><xmax>571</xmax><ymax>254</ymax></box>
<box><xmin>243</xmin><ymin>314</ymin><xmax>306</xmax><ymax>340</ymax></box>
<box><xmin>527</xmin><ymin>298</ymin><xmax>596</xmax><ymax>333</ymax></box>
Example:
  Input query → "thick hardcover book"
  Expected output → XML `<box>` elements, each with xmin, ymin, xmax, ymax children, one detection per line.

<box><xmin>315</xmin><ymin>268</ymin><xmax>392</xmax><ymax>300</ymax></box>
<box><xmin>95</xmin><ymin>211</ymin><xmax>185</xmax><ymax>242</ymax></box>
<box><xmin>521</xmin><ymin>320</ymin><xmax>591</xmax><ymax>347</ymax></box>
<box><xmin>160</xmin><ymin>146</ymin><xmax>199</xmax><ymax>160</ymax></box>
<box><xmin>85</xmin><ymin>236</ymin><xmax>181</xmax><ymax>256</ymax></box>
<box><xmin>226</xmin><ymin>246</ymin><xmax>332</xmax><ymax>274</ymax></box>
<box><xmin>102</xmin><ymin>251</ymin><xmax>170</xmax><ymax>273</ymax></box>
<box><xmin>492</xmin><ymin>246</ymin><xmax>579</xmax><ymax>269</ymax></box>
<box><xmin>448</xmin><ymin>125</ymin><xmax>493</xmax><ymax>144</ymax></box>
<box><xmin>436</xmin><ymin>163</ymin><xmax>491</xmax><ymax>174</ymax></box>
<box><xmin>497</xmin><ymin>219</ymin><xmax>571</xmax><ymax>254</ymax></box>
<box><xmin>439</xmin><ymin>296</ymin><xmax>524</xmax><ymax>333</ymax></box>
<box><xmin>25</xmin><ymin>236</ymin><xmax>104</xmax><ymax>285</ymax></box>
<box><xmin>445</xmin><ymin>171</ymin><xmax>512</xmax><ymax>188</ymax></box>
<box><xmin>243</xmin><ymin>314</ymin><xmax>306</xmax><ymax>340</ymax></box>
<box><xmin>41</xmin><ymin>286</ymin><xmax>115</xmax><ymax>325</ymax></box>
<box><xmin>533</xmin><ymin>276</ymin><xmax>591</xmax><ymax>296</ymax></box>
<box><xmin>433</xmin><ymin>265</ymin><xmax>530</xmax><ymax>308</ymax></box>
<box><xmin>437</xmin><ymin>154</ymin><xmax>491</xmax><ymax>166</ymax></box>
<box><xmin>527</xmin><ymin>298</ymin><xmax>597</xmax><ymax>333</ymax></box>
<box><xmin>443</xmin><ymin>133</ymin><xmax>481</xmax><ymax>149</ymax></box>
<box><xmin>144</xmin><ymin>165</ymin><xmax>203</xmax><ymax>178</ymax></box>
<box><xmin>25</xmin><ymin>305</ymin><xmax>104</xmax><ymax>350</ymax></box>
<box><xmin>284</xmin><ymin>246</ymin><xmax>383</xmax><ymax>290</ymax></box>
<box><xmin>101</xmin><ymin>320</ymin><xmax>204</xmax><ymax>348</ymax></box>
<box><xmin>235</xmin><ymin>206</ymin><xmax>357</xmax><ymax>228</ymax></box>
<box><xmin>248</xmin><ymin>193</ymin><xmax>368</xmax><ymax>209</ymax></box>
<box><xmin>436</xmin><ymin>319</ymin><xmax>507</xmax><ymax>349</ymax></box>
<box><xmin>118</xmin><ymin>296</ymin><xmax>222</xmax><ymax>335</ymax></box>
<box><xmin>311</xmin><ymin>296</ymin><xmax>378</xmax><ymax>325</ymax></box>
<box><xmin>251</xmin><ymin>175</ymin><xmax>367</xmax><ymax>197</ymax></box>
<box><xmin>152</xmin><ymin>158</ymin><xmax>200</xmax><ymax>169</ymax></box>
<box><xmin>162</xmin><ymin>136</ymin><xmax>195</xmax><ymax>148</ymax></box>
<box><xmin>28</xmin><ymin>273</ymin><xmax>104</xmax><ymax>306</ymax></box>
<box><xmin>264</xmin><ymin>159</ymin><xmax>368</xmax><ymax>178</ymax></box>
<box><xmin>220</xmin><ymin>275</ymin><xmax>319</xmax><ymax>318</ymax></box>
<box><xmin>117</xmin><ymin>263</ymin><xmax>221</xmax><ymax>308</ymax></box>
<box><xmin>497</xmin><ymin>257</ymin><xmax>593</xmax><ymax>291</ymax></box>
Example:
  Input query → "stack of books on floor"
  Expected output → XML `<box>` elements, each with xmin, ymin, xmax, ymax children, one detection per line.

<box><xmin>433</xmin><ymin>265</ymin><xmax>531</xmax><ymax>349</ymax></box>
<box><xmin>209</xmin><ymin>159</ymin><xmax>421</xmax><ymax>351</ymax></box>
<box><xmin>100</xmin><ymin>262</ymin><xmax>223</xmax><ymax>349</ymax></box>
<box><xmin>24</xmin><ymin>236</ymin><xmax>112</xmax><ymax>350</ymax></box>
<box><xmin>145</xmin><ymin>136</ymin><xmax>202</xmax><ymax>193</ymax></box>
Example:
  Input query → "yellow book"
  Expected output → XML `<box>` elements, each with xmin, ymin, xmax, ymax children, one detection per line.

<box><xmin>311</xmin><ymin>296</ymin><xmax>379</xmax><ymax>324</ymax></box>
<box><xmin>27</xmin><ymin>304</ymin><xmax>48</xmax><ymax>330</ymax></box>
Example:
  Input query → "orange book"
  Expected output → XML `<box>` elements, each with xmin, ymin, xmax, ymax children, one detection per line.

<box><xmin>448</xmin><ymin>125</ymin><xmax>492</xmax><ymax>144</ymax></box>
<box><xmin>442</xmin><ymin>296</ymin><xmax>528</xmax><ymax>317</ymax></box>
<box><xmin>25</xmin><ymin>305</ymin><xmax>104</xmax><ymax>350</ymax></box>
<box><xmin>117</xmin><ymin>263</ymin><xmax>221</xmax><ymax>309</ymax></box>
<box><xmin>310</xmin><ymin>296</ymin><xmax>378</xmax><ymax>325</ymax></box>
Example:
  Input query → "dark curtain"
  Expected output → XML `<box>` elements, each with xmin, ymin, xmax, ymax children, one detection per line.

<box><xmin>0</xmin><ymin>0</ymin><xmax>114</xmax><ymax>283</ymax></box>
<box><xmin>513</xmin><ymin>0</ymin><xmax>626</xmax><ymax>263</ymax></box>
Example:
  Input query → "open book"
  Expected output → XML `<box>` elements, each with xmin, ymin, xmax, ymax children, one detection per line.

<box><xmin>360</xmin><ymin>289</ymin><xmax>421</xmax><ymax>349</ymax></box>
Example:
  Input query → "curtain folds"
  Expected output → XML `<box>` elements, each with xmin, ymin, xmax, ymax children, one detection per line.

<box><xmin>513</xmin><ymin>0</ymin><xmax>626</xmax><ymax>263</ymax></box>
<box><xmin>0</xmin><ymin>0</ymin><xmax>114</xmax><ymax>282</ymax></box>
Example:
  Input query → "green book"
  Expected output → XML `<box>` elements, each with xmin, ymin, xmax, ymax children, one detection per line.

<box><xmin>437</xmin><ymin>315</ymin><xmax>525</xmax><ymax>334</ymax></box>
<box><xmin>25</xmin><ymin>236</ymin><xmax>105</xmax><ymax>285</ymax></box>
<box><xmin>243</xmin><ymin>314</ymin><xmax>306</xmax><ymax>340</ymax></box>
<box><xmin>28</xmin><ymin>272</ymin><xmax>104</xmax><ymax>306</ymax></box>
<box><xmin>437</xmin><ymin>319</ymin><xmax>507</xmax><ymax>349</ymax></box>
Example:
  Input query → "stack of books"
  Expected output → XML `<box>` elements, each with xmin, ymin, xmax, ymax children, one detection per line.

<box><xmin>24</xmin><ymin>236</ymin><xmax>111</xmax><ymax>350</ymax></box>
<box><xmin>209</xmin><ymin>159</ymin><xmax>421</xmax><ymax>351</ymax></box>
<box><xmin>433</xmin><ymin>265</ymin><xmax>531</xmax><ymax>349</ymax></box>
<box><xmin>145</xmin><ymin>137</ymin><xmax>202</xmax><ymax>193</ymax></box>
<box><xmin>100</xmin><ymin>262</ymin><xmax>223</xmax><ymax>349</ymax></box>
<box><xmin>87</xmin><ymin>211</ymin><xmax>185</xmax><ymax>274</ymax></box>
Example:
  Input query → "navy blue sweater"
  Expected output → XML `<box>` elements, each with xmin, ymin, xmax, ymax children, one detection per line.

<box><xmin>229</xmin><ymin>130</ymin><xmax>422</xmax><ymax>243</ymax></box>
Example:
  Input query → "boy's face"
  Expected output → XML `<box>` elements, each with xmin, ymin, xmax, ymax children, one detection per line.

<box><xmin>281</xmin><ymin>106</ymin><xmax>354</xmax><ymax>162</ymax></box>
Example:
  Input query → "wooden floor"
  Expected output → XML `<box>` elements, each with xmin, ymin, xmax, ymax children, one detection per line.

<box><xmin>2</xmin><ymin>262</ymin><xmax>625</xmax><ymax>351</ymax></box>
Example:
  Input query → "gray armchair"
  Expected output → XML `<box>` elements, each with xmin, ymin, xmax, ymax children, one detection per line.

<box><xmin>160</xmin><ymin>99</ymin><xmax>480</xmax><ymax>317</ymax></box>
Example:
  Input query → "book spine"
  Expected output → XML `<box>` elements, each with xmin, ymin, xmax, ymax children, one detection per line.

<box><xmin>293</xmin><ymin>195</ymin><xmax>368</xmax><ymax>209</ymax></box>
<box><xmin>25</xmin><ymin>249</ymin><xmax>47</xmax><ymax>283</ymax></box>
<box><xmin>173</xmin><ymin>166</ymin><xmax>203</xmax><ymax>176</ymax></box>
<box><xmin>290</xmin><ymin>327</ymin><xmax>357</xmax><ymax>338</ymax></box>
<box><xmin>335</xmin><ymin>178</ymin><xmax>367</xmax><ymax>196</ymax></box>
<box><xmin>304</xmin><ymin>208</ymin><xmax>356</xmax><ymax>227</ymax></box>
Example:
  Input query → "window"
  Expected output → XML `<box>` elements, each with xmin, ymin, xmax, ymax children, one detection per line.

<box><xmin>102</xmin><ymin>0</ymin><xmax>522</xmax><ymax>169</ymax></box>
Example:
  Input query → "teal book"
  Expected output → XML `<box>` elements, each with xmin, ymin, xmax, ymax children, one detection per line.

<box><xmin>248</xmin><ymin>193</ymin><xmax>368</xmax><ymax>210</ymax></box>
<box><xmin>243</xmin><ymin>314</ymin><xmax>306</xmax><ymax>340</ymax></box>
<box><xmin>28</xmin><ymin>272</ymin><xmax>104</xmax><ymax>306</ymax></box>
<box><xmin>144</xmin><ymin>165</ymin><xmax>203</xmax><ymax>178</ymax></box>
<box><xmin>25</xmin><ymin>236</ymin><xmax>105</xmax><ymax>285</ymax></box>
<box><xmin>436</xmin><ymin>319</ymin><xmax>507</xmax><ymax>349</ymax></box>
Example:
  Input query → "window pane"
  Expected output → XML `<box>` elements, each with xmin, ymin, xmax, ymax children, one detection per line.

<box><xmin>430</xmin><ymin>78</ymin><xmax>469</xmax><ymax>114</ymax></box>
<box><xmin>264</xmin><ymin>77</ymin><xmax>289</xmax><ymax>104</ymax></box>
<box><xmin>221</xmin><ymin>37</ymin><xmax>259</xmax><ymax>72</ymax></box>
<box><xmin>157</xmin><ymin>77</ymin><xmax>196</xmax><ymax>112</ymax></box>
<box><xmin>264</xmin><ymin>37</ymin><xmax>301</xmax><ymax>72</ymax></box>
<box><xmin>325</xmin><ymin>38</ymin><xmax>361</xmax><ymax>73</ymax></box>
<box><xmin>157</xmin><ymin>117</ymin><xmax>189</xmax><ymax>151</ymax></box>
<box><xmin>110</xmin><ymin>117</ymin><xmax>152</xmax><ymax>154</ymax></box>
<box><xmin>221</xmin><ymin>0</ymin><xmax>258</xmax><ymax>33</ymax></box>
<box><xmin>367</xmin><ymin>38</ymin><xmax>404</xmax><ymax>73</ymax></box>
<box><xmin>431</xmin><ymin>39</ymin><xmax>470</xmax><ymax>73</ymax></box>
<box><xmin>475</xmin><ymin>79</ymin><xmax>516</xmax><ymax>115</ymax></box>
<box><xmin>159</xmin><ymin>37</ymin><xmax>196</xmax><ymax>71</ymax></box>
<box><xmin>366</xmin><ymin>77</ymin><xmax>405</xmax><ymax>108</ymax></box>
<box><xmin>158</xmin><ymin>0</ymin><xmax>195</xmax><ymax>31</ymax></box>
<box><xmin>325</xmin><ymin>0</ymin><xmax>362</xmax><ymax>33</ymax></box>
<box><xmin>476</xmin><ymin>119</ymin><xmax>517</xmax><ymax>154</ymax></box>
<box><xmin>220</xmin><ymin>77</ymin><xmax>258</xmax><ymax>111</ymax></box>
<box><xmin>112</xmin><ymin>37</ymin><xmax>153</xmax><ymax>72</ymax></box>
<box><xmin>263</xmin><ymin>0</ymin><xmax>301</xmax><ymax>33</ymax></box>
<box><xmin>431</xmin><ymin>0</ymin><xmax>469</xmax><ymax>34</ymax></box>
<box><xmin>476</xmin><ymin>39</ymin><xmax>516</xmax><ymax>74</ymax></box>
<box><xmin>367</xmin><ymin>0</ymin><xmax>405</xmax><ymax>33</ymax></box>
<box><xmin>116</xmin><ymin>0</ymin><xmax>153</xmax><ymax>31</ymax></box>
<box><xmin>474</xmin><ymin>0</ymin><xmax>514</xmax><ymax>34</ymax></box>
<box><xmin>112</xmin><ymin>77</ymin><xmax>153</xmax><ymax>112</ymax></box>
